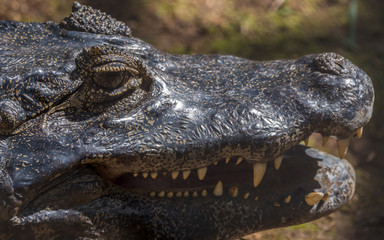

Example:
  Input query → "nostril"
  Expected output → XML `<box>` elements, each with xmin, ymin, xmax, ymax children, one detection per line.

<box><xmin>335</xmin><ymin>61</ymin><xmax>345</xmax><ymax>70</ymax></box>
<box><xmin>313</xmin><ymin>52</ymin><xmax>350</xmax><ymax>75</ymax></box>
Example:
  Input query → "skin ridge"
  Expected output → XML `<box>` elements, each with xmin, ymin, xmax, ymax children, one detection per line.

<box><xmin>0</xmin><ymin>2</ymin><xmax>374</xmax><ymax>240</ymax></box>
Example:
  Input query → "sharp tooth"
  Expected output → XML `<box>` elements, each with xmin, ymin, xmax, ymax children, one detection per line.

<box><xmin>274</xmin><ymin>156</ymin><xmax>283</xmax><ymax>170</ymax></box>
<box><xmin>254</xmin><ymin>196</ymin><xmax>259</xmax><ymax>201</ymax></box>
<box><xmin>176</xmin><ymin>192</ymin><xmax>182</xmax><ymax>197</ymax></box>
<box><xmin>225</xmin><ymin>157</ymin><xmax>230</xmax><ymax>164</ymax></box>
<box><xmin>158</xmin><ymin>191</ymin><xmax>165</xmax><ymax>197</ymax></box>
<box><xmin>197</xmin><ymin>167</ymin><xmax>207</xmax><ymax>180</ymax></box>
<box><xmin>150</xmin><ymin>172</ymin><xmax>158</xmax><ymax>179</ymax></box>
<box><xmin>192</xmin><ymin>191</ymin><xmax>198</xmax><ymax>197</ymax></box>
<box><xmin>322</xmin><ymin>136</ymin><xmax>329</xmax><ymax>146</ymax></box>
<box><xmin>228</xmin><ymin>186</ymin><xmax>238</xmax><ymax>197</ymax></box>
<box><xmin>182</xmin><ymin>170</ymin><xmax>191</xmax><ymax>180</ymax></box>
<box><xmin>284</xmin><ymin>195</ymin><xmax>291</xmax><ymax>203</ymax></box>
<box><xmin>322</xmin><ymin>193</ymin><xmax>329</xmax><ymax>201</ymax></box>
<box><xmin>213</xmin><ymin>180</ymin><xmax>223</xmax><ymax>196</ymax></box>
<box><xmin>142</xmin><ymin>172</ymin><xmax>149</xmax><ymax>178</ymax></box>
<box><xmin>171</xmin><ymin>171</ymin><xmax>179</xmax><ymax>180</ymax></box>
<box><xmin>253</xmin><ymin>163</ymin><xmax>267</xmax><ymax>187</ymax></box>
<box><xmin>305</xmin><ymin>192</ymin><xmax>324</xmax><ymax>206</ymax></box>
<box><xmin>337</xmin><ymin>138</ymin><xmax>350</xmax><ymax>159</ymax></box>
<box><xmin>150</xmin><ymin>192</ymin><xmax>156</xmax><ymax>197</ymax></box>
<box><xmin>355</xmin><ymin>127</ymin><xmax>363</xmax><ymax>138</ymax></box>
<box><xmin>167</xmin><ymin>192</ymin><xmax>174</xmax><ymax>198</ymax></box>
<box><xmin>304</xmin><ymin>137</ymin><xmax>309</xmax><ymax>146</ymax></box>
<box><xmin>201</xmin><ymin>189</ymin><xmax>208</xmax><ymax>197</ymax></box>
<box><xmin>133</xmin><ymin>173</ymin><xmax>138</xmax><ymax>177</ymax></box>
<box><xmin>236</xmin><ymin>157</ymin><xmax>243</xmax><ymax>165</ymax></box>
<box><xmin>243</xmin><ymin>192</ymin><xmax>250</xmax><ymax>199</ymax></box>
<box><xmin>183</xmin><ymin>191</ymin><xmax>189</xmax><ymax>197</ymax></box>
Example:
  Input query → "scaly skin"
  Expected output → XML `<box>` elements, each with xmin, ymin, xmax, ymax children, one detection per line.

<box><xmin>0</xmin><ymin>2</ymin><xmax>374</xmax><ymax>240</ymax></box>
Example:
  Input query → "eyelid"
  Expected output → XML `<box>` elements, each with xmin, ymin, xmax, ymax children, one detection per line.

<box><xmin>92</xmin><ymin>62</ymin><xmax>140</xmax><ymax>75</ymax></box>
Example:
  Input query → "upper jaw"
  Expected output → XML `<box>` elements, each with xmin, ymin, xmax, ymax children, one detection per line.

<box><xmin>86</xmin><ymin>67</ymin><xmax>373</xmax><ymax>175</ymax></box>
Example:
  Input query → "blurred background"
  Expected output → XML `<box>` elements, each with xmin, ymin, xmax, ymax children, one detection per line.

<box><xmin>0</xmin><ymin>0</ymin><xmax>383</xmax><ymax>239</ymax></box>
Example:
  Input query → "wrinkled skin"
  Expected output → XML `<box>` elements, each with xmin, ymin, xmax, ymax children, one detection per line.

<box><xmin>0</xmin><ymin>3</ymin><xmax>374</xmax><ymax>240</ymax></box>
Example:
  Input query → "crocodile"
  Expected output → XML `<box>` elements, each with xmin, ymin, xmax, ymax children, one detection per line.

<box><xmin>0</xmin><ymin>2</ymin><xmax>374</xmax><ymax>240</ymax></box>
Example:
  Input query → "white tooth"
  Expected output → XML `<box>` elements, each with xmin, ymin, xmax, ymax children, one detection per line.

<box><xmin>228</xmin><ymin>186</ymin><xmax>238</xmax><ymax>197</ymax></box>
<box><xmin>171</xmin><ymin>171</ymin><xmax>179</xmax><ymax>180</ymax></box>
<box><xmin>305</xmin><ymin>192</ymin><xmax>324</xmax><ymax>206</ymax></box>
<box><xmin>183</xmin><ymin>191</ymin><xmax>189</xmax><ymax>197</ymax></box>
<box><xmin>243</xmin><ymin>192</ymin><xmax>250</xmax><ymax>199</ymax></box>
<box><xmin>192</xmin><ymin>191</ymin><xmax>198</xmax><ymax>197</ymax></box>
<box><xmin>150</xmin><ymin>172</ymin><xmax>158</xmax><ymax>179</ymax></box>
<box><xmin>158</xmin><ymin>191</ymin><xmax>165</xmax><ymax>197</ymax></box>
<box><xmin>182</xmin><ymin>170</ymin><xmax>191</xmax><ymax>180</ymax></box>
<box><xmin>167</xmin><ymin>192</ymin><xmax>174</xmax><ymax>198</ymax></box>
<box><xmin>236</xmin><ymin>157</ymin><xmax>243</xmax><ymax>165</ymax></box>
<box><xmin>274</xmin><ymin>156</ymin><xmax>283</xmax><ymax>170</ymax></box>
<box><xmin>304</xmin><ymin>138</ymin><xmax>309</xmax><ymax>146</ymax></box>
<box><xmin>213</xmin><ymin>180</ymin><xmax>223</xmax><ymax>196</ymax></box>
<box><xmin>133</xmin><ymin>173</ymin><xmax>138</xmax><ymax>177</ymax></box>
<box><xmin>253</xmin><ymin>162</ymin><xmax>267</xmax><ymax>187</ymax></box>
<box><xmin>284</xmin><ymin>195</ymin><xmax>291</xmax><ymax>203</ymax></box>
<box><xmin>337</xmin><ymin>138</ymin><xmax>350</xmax><ymax>159</ymax></box>
<box><xmin>176</xmin><ymin>192</ymin><xmax>182</xmax><ymax>197</ymax></box>
<box><xmin>225</xmin><ymin>157</ymin><xmax>230</xmax><ymax>164</ymax></box>
<box><xmin>355</xmin><ymin>127</ymin><xmax>363</xmax><ymax>138</ymax></box>
<box><xmin>142</xmin><ymin>172</ymin><xmax>149</xmax><ymax>178</ymax></box>
<box><xmin>322</xmin><ymin>136</ymin><xmax>329</xmax><ymax>146</ymax></box>
<box><xmin>197</xmin><ymin>167</ymin><xmax>207</xmax><ymax>180</ymax></box>
<box><xmin>150</xmin><ymin>192</ymin><xmax>156</xmax><ymax>197</ymax></box>
<box><xmin>201</xmin><ymin>189</ymin><xmax>208</xmax><ymax>197</ymax></box>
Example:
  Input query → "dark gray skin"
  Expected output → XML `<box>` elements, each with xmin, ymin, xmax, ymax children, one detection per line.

<box><xmin>0</xmin><ymin>3</ymin><xmax>374</xmax><ymax>240</ymax></box>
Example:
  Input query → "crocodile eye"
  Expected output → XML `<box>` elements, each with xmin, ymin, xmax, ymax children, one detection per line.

<box><xmin>75</xmin><ymin>45</ymin><xmax>153</xmax><ymax>104</ymax></box>
<box><xmin>92</xmin><ymin>62</ymin><xmax>135</xmax><ymax>90</ymax></box>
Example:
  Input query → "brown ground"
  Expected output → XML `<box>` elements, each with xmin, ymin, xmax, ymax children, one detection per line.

<box><xmin>1</xmin><ymin>1</ymin><xmax>383</xmax><ymax>239</ymax></box>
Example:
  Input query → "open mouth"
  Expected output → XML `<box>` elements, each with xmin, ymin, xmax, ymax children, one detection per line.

<box><xmin>100</xmin><ymin>128</ymin><xmax>363</xmax><ymax>204</ymax></box>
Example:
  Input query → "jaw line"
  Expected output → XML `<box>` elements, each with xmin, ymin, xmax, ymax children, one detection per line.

<box><xmin>109</xmin><ymin>145</ymin><xmax>355</xmax><ymax>209</ymax></box>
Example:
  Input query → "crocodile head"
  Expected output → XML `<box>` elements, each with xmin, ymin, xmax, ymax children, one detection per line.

<box><xmin>0</xmin><ymin>3</ymin><xmax>374</xmax><ymax>240</ymax></box>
